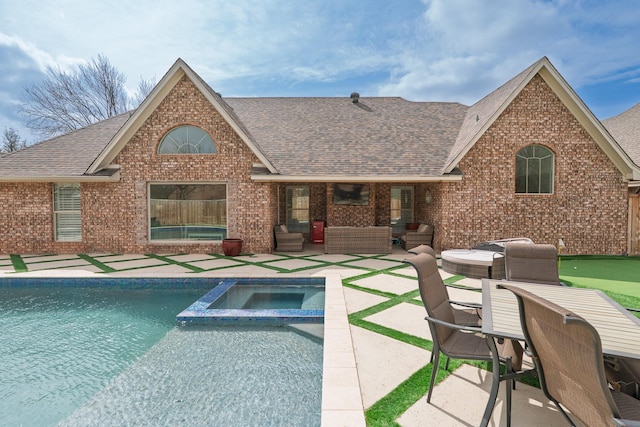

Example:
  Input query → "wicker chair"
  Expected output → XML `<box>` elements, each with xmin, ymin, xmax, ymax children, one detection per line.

<box><xmin>504</xmin><ymin>242</ymin><xmax>562</xmax><ymax>286</ymax></box>
<box><xmin>501</xmin><ymin>283</ymin><xmax>640</xmax><ymax>426</ymax></box>
<box><xmin>273</xmin><ymin>225</ymin><xmax>304</xmax><ymax>252</ymax></box>
<box><xmin>403</xmin><ymin>253</ymin><xmax>525</xmax><ymax>418</ymax></box>
<box><xmin>400</xmin><ymin>223</ymin><xmax>434</xmax><ymax>250</ymax></box>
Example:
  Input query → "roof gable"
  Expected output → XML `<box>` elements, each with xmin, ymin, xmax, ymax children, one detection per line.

<box><xmin>445</xmin><ymin>57</ymin><xmax>640</xmax><ymax>180</ymax></box>
<box><xmin>86</xmin><ymin>59</ymin><xmax>275</xmax><ymax>174</ymax></box>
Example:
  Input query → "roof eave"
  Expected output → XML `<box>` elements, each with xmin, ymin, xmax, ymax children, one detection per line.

<box><xmin>250</xmin><ymin>174</ymin><xmax>463</xmax><ymax>183</ymax></box>
<box><xmin>0</xmin><ymin>170</ymin><xmax>120</xmax><ymax>183</ymax></box>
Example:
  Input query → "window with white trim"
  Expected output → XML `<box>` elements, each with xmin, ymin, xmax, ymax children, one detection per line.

<box><xmin>515</xmin><ymin>145</ymin><xmax>554</xmax><ymax>194</ymax></box>
<box><xmin>158</xmin><ymin>125</ymin><xmax>216</xmax><ymax>154</ymax></box>
<box><xmin>53</xmin><ymin>183</ymin><xmax>81</xmax><ymax>241</ymax></box>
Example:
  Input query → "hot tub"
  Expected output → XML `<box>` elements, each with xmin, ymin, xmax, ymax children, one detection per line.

<box><xmin>441</xmin><ymin>249</ymin><xmax>505</xmax><ymax>279</ymax></box>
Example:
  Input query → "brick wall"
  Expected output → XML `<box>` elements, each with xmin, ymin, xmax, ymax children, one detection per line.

<box><xmin>0</xmin><ymin>73</ymin><xmax>630</xmax><ymax>255</ymax></box>
<box><xmin>326</xmin><ymin>183</ymin><xmax>377</xmax><ymax>227</ymax></box>
<box><xmin>1</xmin><ymin>75</ymin><xmax>276</xmax><ymax>254</ymax></box>
<box><xmin>438</xmin><ymin>75</ymin><xmax>628</xmax><ymax>254</ymax></box>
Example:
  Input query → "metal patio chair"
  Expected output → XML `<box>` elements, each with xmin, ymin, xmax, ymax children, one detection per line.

<box><xmin>403</xmin><ymin>253</ymin><xmax>525</xmax><ymax>422</ymax></box>
<box><xmin>501</xmin><ymin>283</ymin><xmax>640</xmax><ymax>426</ymax></box>
<box><xmin>504</xmin><ymin>242</ymin><xmax>562</xmax><ymax>286</ymax></box>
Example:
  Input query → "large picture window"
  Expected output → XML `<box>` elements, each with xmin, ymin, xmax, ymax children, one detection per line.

<box><xmin>391</xmin><ymin>186</ymin><xmax>414</xmax><ymax>234</ymax></box>
<box><xmin>158</xmin><ymin>125</ymin><xmax>216</xmax><ymax>154</ymax></box>
<box><xmin>149</xmin><ymin>184</ymin><xmax>227</xmax><ymax>241</ymax></box>
<box><xmin>53</xmin><ymin>183</ymin><xmax>81</xmax><ymax>241</ymax></box>
<box><xmin>515</xmin><ymin>145</ymin><xmax>554</xmax><ymax>194</ymax></box>
<box><xmin>286</xmin><ymin>186</ymin><xmax>309</xmax><ymax>233</ymax></box>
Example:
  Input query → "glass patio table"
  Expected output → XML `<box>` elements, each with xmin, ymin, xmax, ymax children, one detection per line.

<box><xmin>479</xmin><ymin>279</ymin><xmax>640</xmax><ymax>427</ymax></box>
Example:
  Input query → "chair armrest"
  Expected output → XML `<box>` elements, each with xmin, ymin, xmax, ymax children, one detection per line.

<box><xmin>449</xmin><ymin>300</ymin><xmax>482</xmax><ymax>310</ymax></box>
<box><xmin>424</xmin><ymin>316</ymin><xmax>482</xmax><ymax>333</ymax></box>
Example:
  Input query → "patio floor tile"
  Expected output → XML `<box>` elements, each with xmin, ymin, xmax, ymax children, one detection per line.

<box><xmin>364</xmin><ymin>302</ymin><xmax>431</xmax><ymax>340</ymax></box>
<box><xmin>397</xmin><ymin>364</ymin><xmax>569</xmax><ymax>426</ymax></box>
<box><xmin>350</xmin><ymin>325</ymin><xmax>430</xmax><ymax>409</ymax></box>
<box><xmin>342</xmin><ymin>287</ymin><xmax>389</xmax><ymax>314</ymax></box>
<box><xmin>350</xmin><ymin>273</ymin><xmax>418</xmax><ymax>295</ymax></box>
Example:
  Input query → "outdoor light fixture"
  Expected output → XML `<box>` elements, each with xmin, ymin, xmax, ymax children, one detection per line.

<box><xmin>425</xmin><ymin>190</ymin><xmax>433</xmax><ymax>204</ymax></box>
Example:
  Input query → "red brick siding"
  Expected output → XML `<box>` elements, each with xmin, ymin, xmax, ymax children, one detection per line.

<box><xmin>1</xmin><ymin>76</ymin><xmax>276</xmax><ymax>254</ymax></box>
<box><xmin>438</xmin><ymin>75</ymin><xmax>628</xmax><ymax>254</ymax></box>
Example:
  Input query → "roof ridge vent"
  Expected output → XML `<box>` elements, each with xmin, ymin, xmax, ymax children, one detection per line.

<box><xmin>350</xmin><ymin>92</ymin><xmax>360</xmax><ymax>103</ymax></box>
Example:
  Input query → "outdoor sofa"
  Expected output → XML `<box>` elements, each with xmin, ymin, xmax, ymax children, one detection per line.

<box><xmin>324</xmin><ymin>226</ymin><xmax>392</xmax><ymax>254</ymax></box>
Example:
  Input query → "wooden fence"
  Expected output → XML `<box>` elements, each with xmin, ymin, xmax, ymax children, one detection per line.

<box><xmin>630</xmin><ymin>193</ymin><xmax>639</xmax><ymax>255</ymax></box>
<box><xmin>150</xmin><ymin>199</ymin><xmax>226</xmax><ymax>226</ymax></box>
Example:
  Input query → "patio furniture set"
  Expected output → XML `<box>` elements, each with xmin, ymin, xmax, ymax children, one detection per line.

<box><xmin>273</xmin><ymin>223</ymin><xmax>434</xmax><ymax>254</ymax></box>
<box><xmin>403</xmin><ymin>242</ymin><xmax>640</xmax><ymax>427</ymax></box>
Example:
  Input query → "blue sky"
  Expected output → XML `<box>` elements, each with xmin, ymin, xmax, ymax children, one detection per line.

<box><xmin>2</xmin><ymin>0</ymin><xmax>640</xmax><ymax>143</ymax></box>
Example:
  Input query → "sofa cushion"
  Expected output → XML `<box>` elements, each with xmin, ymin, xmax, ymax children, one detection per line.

<box><xmin>417</xmin><ymin>223</ymin><xmax>430</xmax><ymax>234</ymax></box>
<box><xmin>280</xmin><ymin>224</ymin><xmax>288</xmax><ymax>233</ymax></box>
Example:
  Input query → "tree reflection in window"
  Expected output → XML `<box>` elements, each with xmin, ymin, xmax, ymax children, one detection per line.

<box><xmin>158</xmin><ymin>125</ymin><xmax>215</xmax><ymax>154</ymax></box>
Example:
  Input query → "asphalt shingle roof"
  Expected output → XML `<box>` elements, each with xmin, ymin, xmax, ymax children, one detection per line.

<box><xmin>225</xmin><ymin>97</ymin><xmax>468</xmax><ymax>176</ymax></box>
<box><xmin>603</xmin><ymin>103</ymin><xmax>640</xmax><ymax>167</ymax></box>
<box><xmin>0</xmin><ymin>113</ymin><xmax>130</xmax><ymax>178</ymax></box>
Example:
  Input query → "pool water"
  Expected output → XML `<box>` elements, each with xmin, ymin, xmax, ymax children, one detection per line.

<box><xmin>0</xmin><ymin>285</ymin><xmax>323</xmax><ymax>427</ymax></box>
<box><xmin>210</xmin><ymin>283</ymin><xmax>325</xmax><ymax>310</ymax></box>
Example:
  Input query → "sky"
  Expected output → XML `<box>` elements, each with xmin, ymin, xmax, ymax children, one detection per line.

<box><xmin>2</xmin><ymin>0</ymin><xmax>640</xmax><ymax>144</ymax></box>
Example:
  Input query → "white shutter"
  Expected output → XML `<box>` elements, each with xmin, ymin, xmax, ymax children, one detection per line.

<box><xmin>54</xmin><ymin>183</ymin><xmax>81</xmax><ymax>241</ymax></box>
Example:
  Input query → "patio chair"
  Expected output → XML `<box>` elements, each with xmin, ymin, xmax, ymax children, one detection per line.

<box><xmin>273</xmin><ymin>225</ymin><xmax>304</xmax><ymax>252</ymax></box>
<box><xmin>402</xmin><ymin>253</ymin><xmax>525</xmax><ymax>411</ymax></box>
<box><xmin>407</xmin><ymin>244</ymin><xmax>436</xmax><ymax>258</ymax></box>
<box><xmin>504</xmin><ymin>242</ymin><xmax>562</xmax><ymax>286</ymax></box>
<box><xmin>500</xmin><ymin>283</ymin><xmax>640</xmax><ymax>427</ymax></box>
<box><xmin>400</xmin><ymin>223</ymin><xmax>434</xmax><ymax>250</ymax></box>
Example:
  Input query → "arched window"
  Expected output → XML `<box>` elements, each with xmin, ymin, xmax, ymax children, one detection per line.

<box><xmin>515</xmin><ymin>145</ymin><xmax>554</xmax><ymax>194</ymax></box>
<box><xmin>158</xmin><ymin>125</ymin><xmax>216</xmax><ymax>154</ymax></box>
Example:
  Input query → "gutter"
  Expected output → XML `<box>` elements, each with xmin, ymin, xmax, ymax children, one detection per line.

<box><xmin>250</xmin><ymin>174</ymin><xmax>463</xmax><ymax>183</ymax></box>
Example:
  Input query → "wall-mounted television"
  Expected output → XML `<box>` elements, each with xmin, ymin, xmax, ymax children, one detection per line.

<box><xmin>333</xmin><ymin>183</ymin><xmax>370</xmax><ymax>206</ymax></box>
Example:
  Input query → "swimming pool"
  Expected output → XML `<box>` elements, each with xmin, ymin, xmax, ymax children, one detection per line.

<box><xmin>0</xmin><ymin>278</ymin><xmax>324</xmax><ymax>426</ymax></box>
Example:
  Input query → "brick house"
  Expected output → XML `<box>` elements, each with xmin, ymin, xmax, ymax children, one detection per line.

<box><xmin>1</xmin><ymin>57</ymin><xmax>639</xmax><ymax>255</ymax></box>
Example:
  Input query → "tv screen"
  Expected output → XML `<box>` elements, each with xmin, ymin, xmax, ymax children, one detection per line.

<box><xmin>333</xmin><ymin>183</ymin><xmax>370</xmax><ymax>206</ymax></box>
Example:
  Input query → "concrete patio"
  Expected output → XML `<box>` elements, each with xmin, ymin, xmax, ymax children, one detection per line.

<box><xmin>0</xmin><ymin>246</ymin><xmax>578</xmax><ymax>426</ymax></box>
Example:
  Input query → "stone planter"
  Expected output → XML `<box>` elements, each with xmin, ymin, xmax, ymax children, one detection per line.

<box><xmin>222</xmin><ymin>238</ymin><xmax>243</xmax><ymax>256</ymax></box>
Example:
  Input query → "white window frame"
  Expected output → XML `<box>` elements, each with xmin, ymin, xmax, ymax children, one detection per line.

<box><xmin>515</xmin><ymin>144</ymin><xmax>555</xmax><ymax>194</ymax></box>
<box><xmin>53</xmin><ymin>183</ymin><xmax>81</xmax><ymax>242</ymax></box>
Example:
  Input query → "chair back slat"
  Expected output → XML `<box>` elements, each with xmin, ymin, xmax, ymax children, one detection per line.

<box><xmin>504</xmin><ymin>243</ymin><xmax>561</xmax><ymax>285</ymax></box>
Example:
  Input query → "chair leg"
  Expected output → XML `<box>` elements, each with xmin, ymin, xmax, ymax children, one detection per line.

<box><xmin>445</xmin><ymin>356</ymin><xmax>450</xmax><ymax>371</ymax></box>
<box><xmin>505</xmin><ymin>357</ymin><xmax>513</xmax><ymax>427</ymax></box>
<box><xmin>427</xmin><ymin>346</ymin><xmax>440</xmax><ymax>403</ymax></box>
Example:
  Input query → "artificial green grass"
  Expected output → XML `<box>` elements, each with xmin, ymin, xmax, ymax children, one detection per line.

<box><xmin>9</xmin><ymin>254</ymin><xmax>28</xmax><ymax>272</ymax></box>
<box><xmin>559</xmin><ymin>255</ymin><xmax>640</xmax><ymax>298</ymax></box>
